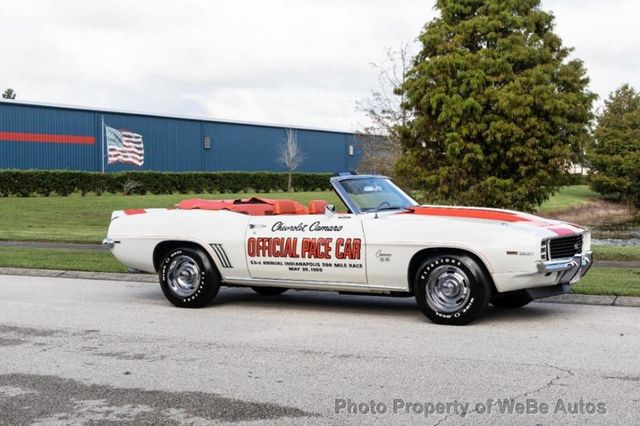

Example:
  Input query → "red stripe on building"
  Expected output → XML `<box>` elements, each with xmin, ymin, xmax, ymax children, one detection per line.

<box><xmin>0</xmin><ymin>131</ymin><xmax>95</xmax><ymax>145</ymax></box>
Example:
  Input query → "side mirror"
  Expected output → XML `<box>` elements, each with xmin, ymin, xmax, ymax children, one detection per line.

<box><xmin>324</xmin><ymin>204</ymin><xmax>336</xmax><ymax>217</ymax></box>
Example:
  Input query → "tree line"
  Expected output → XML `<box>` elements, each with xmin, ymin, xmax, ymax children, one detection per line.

<box><xmin>358</xmin><ymin>0</ymin><xmax>639</xmax><ymax>210</ymax></box>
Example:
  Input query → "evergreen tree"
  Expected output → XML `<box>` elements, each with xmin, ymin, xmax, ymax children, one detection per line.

<box><xmin>398</xmin><ymin>0</ymin><xmax>595</xmax><ymax>211</ymax></box>
<box><xmin>589</xmin><ymin>84</ymin><xmax>640</xmax><ymax>206</ymax></box>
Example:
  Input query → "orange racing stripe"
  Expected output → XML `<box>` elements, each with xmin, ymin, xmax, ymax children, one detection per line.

<box><xmin>408</xmin><ymin>206</ymin><xmax>529</xmax><ymax>222</ymax></box>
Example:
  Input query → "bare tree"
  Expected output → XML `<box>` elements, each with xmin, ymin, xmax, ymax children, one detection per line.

<box><xmin>355</xmin><ymin>45</ymin><xmax>414</xmax><ymax>176</ymax></box>
<box><xmin>2</xmin><ymin>88</ymin><xmax>16</xmax><ymax>99</ymax></box>
<box><xmin>280</xmin><ymin>128</ymin><xmax>305</xmax><ymax>192</ymax></box>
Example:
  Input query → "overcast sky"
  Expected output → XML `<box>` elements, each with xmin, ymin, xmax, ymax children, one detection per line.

<box><xmin>1</xmin><ymin>0</ymin><xmax>639</xmax><ymax>131</ymax></box>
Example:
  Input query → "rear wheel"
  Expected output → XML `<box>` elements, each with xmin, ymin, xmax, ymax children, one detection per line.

<box><xmin>414</xmin><ymin>254</ymin><xmax>491</xmax><ymax>325</ymax></box>
<box><xmin>490</xmin><ymin>291</ymin><xmax>532</xmax><ymax>309</ymax></box>
<box><xmin>159</xmin><ymin>247</ymin><xmax>220</xmax><ymax>308</ymax></box>
<box><xmin>251</xmin><ymin>286</ymin><xmax>288</xmax><ymax>296</ymax></box>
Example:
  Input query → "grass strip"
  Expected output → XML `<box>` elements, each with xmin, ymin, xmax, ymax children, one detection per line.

<box><xmin>571</xmin><ymin>268</ymin><xmax>640</xmax><ymax>297</ymax></box>
<box><xmin>537</xmin><ymin>185</ymin><xmax>597</xmax><ymax>212</ymax></box>
<box><xmin>592</xmin><ymin>245</ymin><xmax>640</xmax><ymax>261</ymax></box>
<box><xmin>0</xmin><ymin>247</ymin><xmax>127</xmax><ymax>273</ymax></box>
<box><xmin>0</xmin><ymin>191</ymin><xmax>343</xmax><ymax>243</ymax></box>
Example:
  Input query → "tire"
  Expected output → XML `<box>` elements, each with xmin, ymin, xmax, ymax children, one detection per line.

<box><xmin>490</xmin><ymin>291</ymin><xmax>532</xmax><ymax>309</ymax></box>
<box><xmin>251</xmin><ymin>286</ymin><xmax>288</xmax><ymax>296</ymax></box>
<box><xmin>159</xmin><ymin>247</ymin><xmax>220</xmax><ymax>308</ymax></box>
<box><xmin>414</xmin><ymin>254</ymin><xmax>491</xmax><ymax>325</ymax></box>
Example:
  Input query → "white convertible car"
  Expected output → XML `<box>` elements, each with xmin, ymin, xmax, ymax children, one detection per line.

<box><xmin>104</xmin><ymin>173</ymin><xmax>592</xmax><ymax>325</ymax></box>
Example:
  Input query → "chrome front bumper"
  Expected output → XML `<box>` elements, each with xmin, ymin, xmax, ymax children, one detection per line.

<box><xmin>536</xmin><ymin>251</ymin><xmax>593</xmax><ymax>284</ymax></box>
<box><xmin>102</xmin><ymin>238</ymin><xmax>117</xmax><ymax>249</ymax></box>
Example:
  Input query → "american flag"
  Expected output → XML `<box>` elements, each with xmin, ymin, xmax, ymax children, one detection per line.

<box><xmin>105</xmin><ymin>125</ymin><xmax>144</xmax><ymax>166</ymax></box>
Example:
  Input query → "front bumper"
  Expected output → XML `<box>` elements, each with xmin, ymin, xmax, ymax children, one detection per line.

<box><xmin>102</xmin><ymin>238</ymin><xmax>117</xmax><ymax>249</ymax></box>
<box><xmin>536</xmin><ymin>251</ymin><xmax>593</xmax><ymax>284</ymax></box>
<box><xmin>517</xmin><ymin>252</ymin><xmax>593</xmax><ymax>300</ymax></box>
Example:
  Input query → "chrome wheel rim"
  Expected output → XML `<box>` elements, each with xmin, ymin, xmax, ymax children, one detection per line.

<box><xmin>425</xmin><ymin>264</ymin><xmax>471</xmax><ymax>313</ymax></box>
<box><xmin>167</xmin><ymin>255</ymin><xmax>201</xmax><ymax>298</ymax></box>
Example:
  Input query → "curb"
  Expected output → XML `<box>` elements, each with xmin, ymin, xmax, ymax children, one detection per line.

<box><xmin>1</xmin><ymin>267</ymin><xmax>639</xmax><ymax>308</ymax></box>
<box><xmin>0</xmin><ymin>267</ymin><xmax>157</xmax><ymax>283</ymax></box>
<box><xmin>535</xmin><ymin>293</ymin><xmax>640</xmax><ymax>307</ymax></box>
<box><xmin>596</xmin><ymin>260</ymin><xmax>640</xmax><ymax>269</ymax></box>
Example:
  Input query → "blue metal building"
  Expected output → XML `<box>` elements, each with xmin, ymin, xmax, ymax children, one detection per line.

<box><xmin>0</xmin><ymin>100</ymin><xmax>361</xmax><ymax>173</ymax></box>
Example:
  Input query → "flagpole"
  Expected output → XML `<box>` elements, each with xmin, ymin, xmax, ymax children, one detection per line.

<box><xmin>101</xmin><ymin>115</ymin><xmax>105</xmax><ymax>173</ymax></box>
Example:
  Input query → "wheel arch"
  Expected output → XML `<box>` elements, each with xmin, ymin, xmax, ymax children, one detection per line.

<box><xmin>153</xmin><ymin>240</ymin><xmax>219</xmax><ymax>273</ymax></box>
<box><xmin>406</xmin><ymin>247</ymin><xmax>497</xmax><ymax>294</ymax></box>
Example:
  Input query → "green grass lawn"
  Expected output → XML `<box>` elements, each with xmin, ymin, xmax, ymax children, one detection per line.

<box><xmin>572</xmin><ymin>268</ymin><xmax>640</xmax><ymax>297</ymax></box>
<box><xmin>592</xmin><ymin>245</ymin><xmax>640</xmax><ymax>261</ymax></box>
<box><xmin>0</xmin><ymin>191</ymin><xmax>344</xmax><ymax>243</ymax></box>
<box><xmin>0</xmin><ymin>247</ymin><xmax>127</xmax><ymax>273</ymax></box>
<box><xmin>536</xmin><ymin>185</ymin><xmax>598</xmax><ymax>212</ymax></box>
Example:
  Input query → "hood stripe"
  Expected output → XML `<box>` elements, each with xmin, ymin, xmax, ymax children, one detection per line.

<box><xmin>406</xmin><ymin>206</ymin><xmax>577</xmax><ymax>237</ymax></box>
<box><xmin>408</xmin><ymin>206</ymin><xmax>529</xmax><ymax>222</ymax></box>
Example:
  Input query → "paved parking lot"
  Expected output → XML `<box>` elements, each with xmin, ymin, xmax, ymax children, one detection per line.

<box><xmin>0</xmin><ymin>274</ymin><xmax>638</xmax><ymax>425</ymax></box>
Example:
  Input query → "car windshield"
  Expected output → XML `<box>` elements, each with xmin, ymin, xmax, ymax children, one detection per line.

<box><xmin>336</xmin><ymin>177</ymin><xmax>418</xmax><ymax>213</ymax></box>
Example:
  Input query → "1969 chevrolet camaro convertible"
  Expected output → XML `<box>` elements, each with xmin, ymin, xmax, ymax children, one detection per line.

<box><xmin>103</xmin><ymin>173</ymin><xmax>593</xmax><ymax>325</ymax></box>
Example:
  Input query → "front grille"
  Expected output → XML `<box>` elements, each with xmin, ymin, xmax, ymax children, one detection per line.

<box><xmin>548</xmin><ymin>235</ymin><xmax>583</xmax><ymax>260</ymax></box>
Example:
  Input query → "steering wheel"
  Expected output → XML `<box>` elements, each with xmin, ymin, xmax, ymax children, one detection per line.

<box><xmin>376</xmin><ymin>201</ymin><xmax>391</xmax><ymax>210</ymax></box>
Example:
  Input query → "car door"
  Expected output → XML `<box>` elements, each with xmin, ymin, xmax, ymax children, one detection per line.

<box><xmin>245</xmin><ymin>212</ymin><xmax>367</xmax><ymax>284</ymax></box>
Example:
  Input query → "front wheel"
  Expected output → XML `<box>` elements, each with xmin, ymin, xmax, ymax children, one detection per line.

<box><xmin>160</xmin><ymin>247</ymin><xmax>220</xmax><ymax>308</ymax></box>
<box><xmin>414</xmin><ymin>254</ymin><xmax>491</xmax><ymax>325</ymax></box>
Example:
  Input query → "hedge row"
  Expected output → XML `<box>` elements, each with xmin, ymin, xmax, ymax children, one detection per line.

<box><xmin>0</xmin><ymin>171</ymin><xmax>333</xmax><ymax>196</ymax></box>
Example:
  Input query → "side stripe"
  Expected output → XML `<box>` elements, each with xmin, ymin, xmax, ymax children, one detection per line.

<box><xmin>210</xmin><ymin>244</ymin><xmax>232</xmax><ymax>268</ymax></box>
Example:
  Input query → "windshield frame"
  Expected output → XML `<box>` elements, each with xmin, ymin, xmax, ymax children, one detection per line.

<box><xmin>330</xmin><ymin>174</ymin><xmax>419</xmax><ymax>215</ymax></box>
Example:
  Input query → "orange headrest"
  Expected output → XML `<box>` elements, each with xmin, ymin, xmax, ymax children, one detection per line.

<box><xmin>272</xmin><ymin>200</ymin><xmax>298</xmax><ymax>215</ymax></box>
<box><xmin>308</xmin><ymin>200</ymin><xmax>328</xmax><ymax>214</ymax></box>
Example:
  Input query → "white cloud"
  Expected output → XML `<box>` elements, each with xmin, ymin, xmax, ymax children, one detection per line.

<box><xmin>543</xmin><ymin>0</ymin><xmax>640</xmax><ymax>108</ymax></box>
<box><xmin>1</xmin><ymin>1</ymin><xmax>638</xmax><ymax>130</ymax></box>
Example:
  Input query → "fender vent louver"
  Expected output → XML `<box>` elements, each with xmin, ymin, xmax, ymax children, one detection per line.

<box><xmin>210</xmin><ymin>244</ymin><xmax>232</xmax><ymax>268</ymax></box>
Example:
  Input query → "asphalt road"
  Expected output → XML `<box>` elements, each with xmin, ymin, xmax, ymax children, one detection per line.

<box><xmin>0</xmin><ymin>275</ymin><xmax>638</xmax><ymax>425</ymax></box>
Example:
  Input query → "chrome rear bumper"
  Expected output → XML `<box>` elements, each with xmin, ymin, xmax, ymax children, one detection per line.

<box><xmin>536</xmin><ymin>251</ymin><xmax>593</xmax><ymax>284</ymax></box>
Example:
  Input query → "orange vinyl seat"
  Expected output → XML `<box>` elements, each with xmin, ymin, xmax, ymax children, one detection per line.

<box><xmin>308</xmin><ymin>200</ymin><xmax>328</xmax><ymax>214</ymax></box>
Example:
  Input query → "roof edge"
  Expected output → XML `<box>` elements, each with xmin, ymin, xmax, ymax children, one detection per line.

<box><xmin>0</xmin><ymin>98</ymin><xmax>355</xmax><ymax>135</ymax></box>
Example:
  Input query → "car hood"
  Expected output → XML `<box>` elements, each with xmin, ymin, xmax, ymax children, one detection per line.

<box><xmin>395</xmin><ymin>205</ymin><xmax>584</xmax><ymax>238</ymax></box>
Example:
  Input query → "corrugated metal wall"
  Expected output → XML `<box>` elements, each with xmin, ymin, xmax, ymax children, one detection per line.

<box><xmin>0</xmin><ymin>101</ymin><xmax>361</xmax><ymax>173</ymax></box>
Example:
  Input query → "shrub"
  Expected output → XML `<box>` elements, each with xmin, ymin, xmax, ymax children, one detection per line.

<box><xmin>0</xmin><ymin>170</ymin><xmax>332</xmax><ymax>197</ymax></box>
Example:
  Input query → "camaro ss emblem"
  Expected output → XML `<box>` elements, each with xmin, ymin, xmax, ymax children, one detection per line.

<box><xmin>375</xmin><ymin>250</ymin><xmax>392</xmax><ymax>262</ymax></box>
